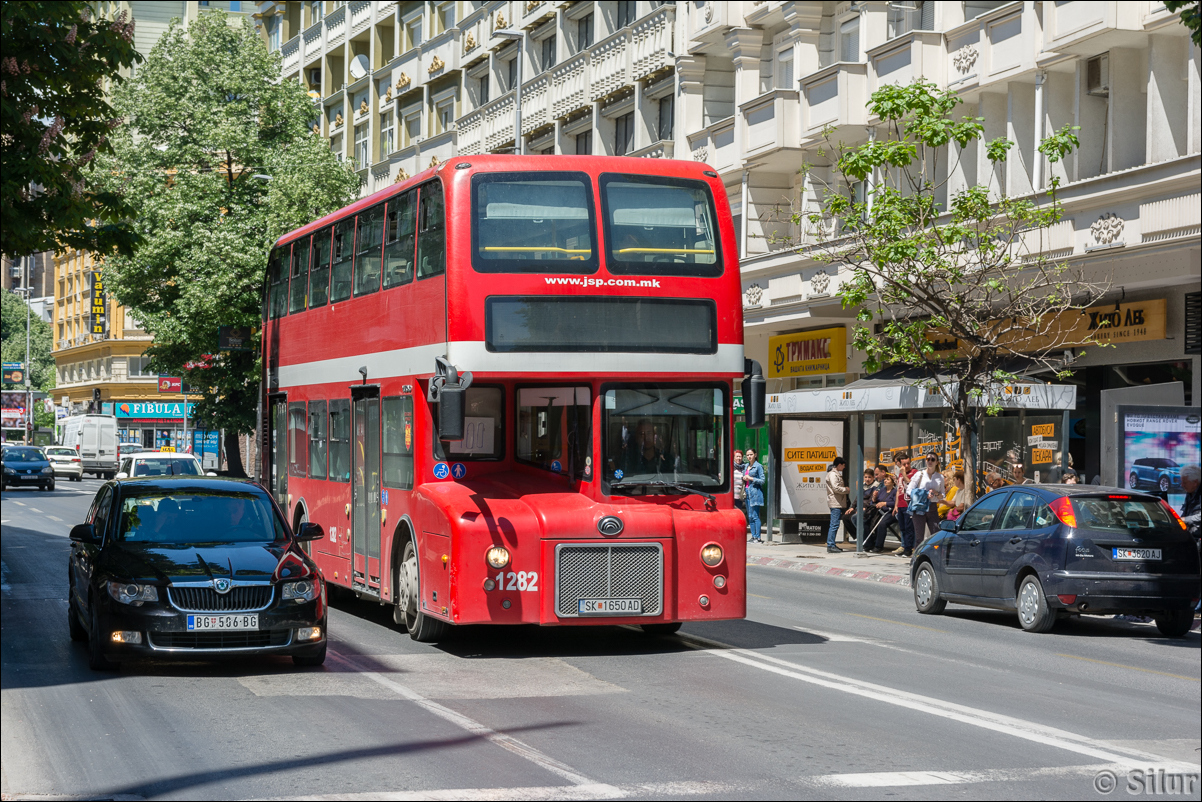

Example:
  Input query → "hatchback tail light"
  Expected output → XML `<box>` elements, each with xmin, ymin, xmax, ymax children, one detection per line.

<box><xmin>1158</xmin><ymin>499</ymin><xmax>1187</xmax><ymax>531</ymax></box>
<box><xmin>1049</xmin><ymin>496</ymin><xmax>1077</xmax><ymax>528</ymax></box>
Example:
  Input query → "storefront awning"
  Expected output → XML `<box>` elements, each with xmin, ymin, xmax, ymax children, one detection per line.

<box><xmin>767</xmin><ymin>378</ymin><xmax>1077</xmax><ymax>415</ymax></box>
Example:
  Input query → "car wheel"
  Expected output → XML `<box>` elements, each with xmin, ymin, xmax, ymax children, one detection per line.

<box><xmin>1153</xmin><ymin>609</ymin><xmax>1193</xmax><ymax>638</ymax></box>
<box><xmin>292</xmin><ymin>640</ymin><xmax>327</xmax><ymax>667</ymax></box>
<box><xmin>394</xmin><ymin>539</ymin><xmax>448</xmax><ymax>643</ymax></box>
<box><xmin>46</xmin><ymin>480</ymin><xmax>55</xmax><ymax>492</ymax></box>
<box><xmin>67</xmin><ymin>583</ymin><xmax>87</xmax><ymax>643</ymax></box>
<box><xmin>87</xmin><ymin>600</ymin><xmax>118</xmax><ymax>671</ymax></box>
<box><xmin>640</xmin><ymin>622</ymin><xmax>683</xmax><ymax>635</ymax></box>
<box><xmin>1159</xmin><ymin>475</ymin><xmax>1170</xmax><ymax>493</ymax></box>
<box><xmin>1128</xmin><ymin>471</ymin><xmax>1139</xmax><ymax>489</ymax></box>
<box><xmin>1016</xmin><ymin>575</ymin><xmax>1057</xmax><ymax>633</ymax></box>
<box><xmin>913</xmin><ymin>561</ymin><xmax>947</xmax><ymax>614</ymax></box>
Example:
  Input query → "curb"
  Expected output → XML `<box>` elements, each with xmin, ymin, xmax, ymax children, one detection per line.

<box><xmin>747</xmin><ymin>556</ymin><xmax>912</xmax><ymax>588</ymax></box>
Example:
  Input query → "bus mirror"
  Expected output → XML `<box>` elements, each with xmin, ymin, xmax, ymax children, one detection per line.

<box><xmin>429</xmin><ymin>357</ymin><xmax>473</xmax><ymax>442</ymax></box>
<box><xmin>743</xmin><ymin>358</ymin><xmax>766</xmax><ymax>429</ymax></box>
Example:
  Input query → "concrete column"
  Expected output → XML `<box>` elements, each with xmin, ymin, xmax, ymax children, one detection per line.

<box><xmin>1190</xmin><ymin>39</ymin><xmax>1201</xmax><ymax>154</ymax></box>
<box><xmin>1108</xmin><ymin>47</ymin><xmax>1145</xmax><ymax>173</ymax></box>
<box><xmin>1044</xmin><ymin>70</ymin><xmax>1074</xmax><ymax>187</ymax></box>
<box><xmin>978</xmin><ymin>92</ymin><xmax>1007</xmax><ymax>199</ymax></box>
<box><xmin>1147</xmin><ymin>34</ymin><xmax>1189</xmax><ymax>164</ymax></box>
<box><xmin>676</xmin><ymin>54</ymin><xmax>707</xmax><ymax>156</ymax></box>
<box><xmin>633</xmin><ymin>77</ymin><xmax>650</xmax><ymax>152</ymax></box>
<box><xmin>1032</xmin><ymin>70</ymin><xmax>1045</xmax><ymax>191</ymax></box>
<box><xmin>725</xmin><ymin>27</ymin><xmax>764</xmax><ymax>163</ymax></box>
<box><xmin>1007</xmin><ymin>80</ymin><xmax>1035</xmax><ymax>197</ymax></box>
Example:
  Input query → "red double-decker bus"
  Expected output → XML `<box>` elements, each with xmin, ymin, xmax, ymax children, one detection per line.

<box><xmin>260</xmin><ymin>155</ymin><xmax>765</xmax><ymax>641</ymax></box>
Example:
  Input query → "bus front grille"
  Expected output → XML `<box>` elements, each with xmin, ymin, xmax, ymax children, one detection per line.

<box><xmin>555</xmin><ymin>544</ymin><xmax>663</xmax><ymax>618</ymax></box>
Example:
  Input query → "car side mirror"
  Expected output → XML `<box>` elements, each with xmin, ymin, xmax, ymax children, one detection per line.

<box><xmin>296</xmin><ymin>521</ymin><xmax>325</xmax><ymax>542</ymax></box>
<box><xmin>116</xmin><ymin>472</ymin><xmax>129</xmax><ymax>479</ymax></box>
<box><xmin>939</xmin><ymin>520</ymin><xmax>958</xmax><ymax>533</ymax></box>
<box><xmin>70</xmin><ymin>523</ymin><xmax>98</xmax><ymax>543</ymax></box>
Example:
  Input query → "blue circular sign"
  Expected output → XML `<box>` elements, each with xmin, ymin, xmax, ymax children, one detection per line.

<box><xmin>551</xmin><ymin>460</ymin><xmax>562</xmax><ymax>473</ymax></box>
<box><xmin>451</xmin><ymin>462</ymin><xmax>467</xmax><ymax>479</ymax></box>
<box><xmin>433</xmin><ymin>462</ymin><xmax>450</xmax><ymax>480</ymax></box>
<box><xmin>613</xmin><ymin>469</ymin><xmax>624</xmax><ymax>480</ymax></box>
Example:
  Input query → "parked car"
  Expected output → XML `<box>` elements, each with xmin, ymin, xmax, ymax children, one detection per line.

<box><xmin>117</xmin><ymin>452</ymin><xmax>212</xmax><ymax>478</ymax></box>
<box><xmin>2</xmin><ymin>446</ymin><xmax>55</xmax><ymax>491</ymax></box>
<box><xmin>68</xmin><ymin>476</ymin><xmax>327</xmax><ymax>670</ymax></box>
<box><xmin>60</xmin><ymin>414</ymin><xmax>119</xmax><ymax>478</ymax></box>
<box><xmin>1127</xmin><ymin>457</ymin><xmax>1182</xmax><ymax>493</ymax></box>
<box><xmin>45</xmin><ymin>446</ymin><xmax>84</xmax><ymax>482</ymax></box>
<box><xmin>911</xmin><ymin>486</ymin><xmax>1199</xmax><ymax>637</ymax></box>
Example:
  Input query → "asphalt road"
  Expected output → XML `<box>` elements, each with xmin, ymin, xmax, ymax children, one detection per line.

<box><xmin>2</xmin><ymin>480</ymin><xmax>1199</xmax><ymax>801</ymax></box>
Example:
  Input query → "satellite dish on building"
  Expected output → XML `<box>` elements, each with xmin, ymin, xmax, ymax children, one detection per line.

<box><xmin>349</xmin><ymin>54</ymin><xmax>369</xmax><ymax>80</ymax></box>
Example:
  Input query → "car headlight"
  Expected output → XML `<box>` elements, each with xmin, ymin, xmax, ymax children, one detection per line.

<box><xmin>107</xmin><ymin>581</ymin><xmax>159</xmax><ymax>606</ymax></box>
<box><xmin>282</xmin><ymin>579</ymin><xmax>318</xmax><ymax>602</ymax></box>
<box><xmin>42</xmin><ymin>466</ymin><xmax>54</xmax><ymax>474</ymax></box>
<box><xmin>3</xmin><ymin>467</ymin><xmax>15</xmax><ymax>474</ymax></box>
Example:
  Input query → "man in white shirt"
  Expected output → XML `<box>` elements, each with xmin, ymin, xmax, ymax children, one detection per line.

<box><xmin>907</xmin><ymin>454</ymin><xmax>946</xmax><ymax>546</ymax></box>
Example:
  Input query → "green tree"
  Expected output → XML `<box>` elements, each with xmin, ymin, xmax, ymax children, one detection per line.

<box><xmin>1</xmin><ymin>288</ymin><xmax>55</xmax><ymax>393</ymax></box>
<box><xmin>801</xmin><ymin>81</ymin><xmax>1106</xmax><ymax>500</ymax></box>
<box><xmin>1</xmin><ymin>2</ymin><xmax>141</xmax><ymax>258</ymax></box>
<box><xmin>1164</xmin><ymin>1</ymin><xmax>1201</xmax><ymax>45</ymax></box>
<box><xmin>95</xmin><ymin>12</ymin><xmax>358</xmax><ymax>475</ymax></box>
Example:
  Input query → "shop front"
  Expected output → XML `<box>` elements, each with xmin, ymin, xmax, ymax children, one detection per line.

<box><xmin>113</xmin><ymin>400</ymin><xmax>221</xmax><ymax>469</ymax></box>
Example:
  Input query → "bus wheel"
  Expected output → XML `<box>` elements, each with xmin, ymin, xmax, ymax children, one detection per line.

<box><xmin>394</xmin><ymin>539</ymin><xmax>448</xmax><ymax>643</ymax></box>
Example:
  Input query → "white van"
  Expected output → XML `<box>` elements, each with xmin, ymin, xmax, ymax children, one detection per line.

<box><xmin>60</xmin><ymin>414</ymin><xmax>119</xmax><ymax>478</ymax></box>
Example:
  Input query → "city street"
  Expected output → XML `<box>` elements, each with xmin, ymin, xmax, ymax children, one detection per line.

<box><xmin>2</xmin><ymin>481</ymin><xmax>1199</xmax><ymax>801</ymax></box>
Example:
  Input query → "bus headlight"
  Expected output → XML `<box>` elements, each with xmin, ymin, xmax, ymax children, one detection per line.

<box><xmin>485</xmin><ymin>546</ymin><xmax>510</xmax><ymax>570</ymax></box>
<box><xmin>700</xmin><ymin>543</ymin><xmax>724</xmax><ymax>567</ymax></box>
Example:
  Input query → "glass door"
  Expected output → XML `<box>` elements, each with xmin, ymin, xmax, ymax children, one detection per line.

<box><xmin>269</xmin><ymin>395</ymin><xmax>288</xmax><ymax>505</ymax></box>
<box><xmin>352</xmin><ymin>390</ymin><xmax>381</xmax><ymax>589</ymax></box>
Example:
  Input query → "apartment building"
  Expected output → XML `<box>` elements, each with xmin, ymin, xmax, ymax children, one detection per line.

<box><xmin>260</xmin><ymin>1</ymin><xmax>1200</xmax><ymax>480</ymax></box>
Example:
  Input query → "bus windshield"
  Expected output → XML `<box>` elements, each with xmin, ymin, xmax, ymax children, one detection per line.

<box><xmin>472</xmin><ymin>172</ymin><xmax>597</xmax><ymax>273</ymax></box>
<box><xmin>600</xmin><ymin>174</ymin><xmax>722</xmax><ymax>277</ymax></box>
<box><xmin>602</xmin><ymin>385</ymin><xmax>726</xmax><ymax>493</ymax></box>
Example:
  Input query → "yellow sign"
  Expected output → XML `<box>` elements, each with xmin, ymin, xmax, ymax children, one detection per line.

<box><xmin>160</xmin><ymin>446</ymin><xmax>176</xmax><ymax>452</ymax></box>
<box><xmin>795</xmin><ymin>463</ymin><xmax>828</xmax><ymax>474</ymax></box>
<box><xmin>768</xmin><ymin>327</ymin><xmax>847</xmax><ymax>379</ymax></box>
<box><xmin>784</xmin><ymin>447</ymin><xmax>839</xmax><ymax>461</ymax></box>
<box><xmin>1031</xmin><ymin>448</ymin><xmax>1055</xmax><ymax>465</ymax></box>
<box><xmin>1031</xmin><ymin>423</ymin><xmax>1055</xmax><ymax>437</ymax></box>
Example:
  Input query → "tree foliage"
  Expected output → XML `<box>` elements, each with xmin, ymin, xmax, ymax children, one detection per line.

<box><xmin>1165</xmin><ymin>1</ymin><xmax>1201</xmax><ymax>45</ymax></box>
<box><xmin>800</xmin><ymin>81</ymin><xmax>1107</xmax><ymax>493</ymax></box>
<box><xmin>94</xmin><ymin>12</ymin><xmax>358</xmax><ymax>472</ymax></box>
<box><xmin>0</xmin><ymin>1</ymin><xmax>141</xmax><ymax>258</ymax></box>
<box><xmin>1</xmin><ymin>289</ymin><xmax>55</xmax><ymax>393</ymax></box>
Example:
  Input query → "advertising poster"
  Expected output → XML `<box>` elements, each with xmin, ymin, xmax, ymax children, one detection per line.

<box><xmin>2</xmin><ymin>391</ymin><xmax>27</xmax><ymax>428</ymax></box>
<box><xmin>1118</xmin><ymin>406</ymin><xmax>1201</xmax><ymax>497</ymax></box>
<box><xmin>779</xmin><ymin>419</ymin><xmax>842</xmax><ymax>526</ymax></box>
<box><xmin>768</xmin><ymin>327</ymin><xmax>847</xmax><ymax>380</ymax></box>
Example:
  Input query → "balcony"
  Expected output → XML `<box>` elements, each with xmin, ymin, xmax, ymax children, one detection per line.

<box><xmin>1044</xmin><ymin>0</ymin><xmax>1147</xmax><ymax>55</ymax></box>
<box><xmin>627</xmin><ymin>140</ymin><xmax>675</xmax><ymax>159</ymax></box>
<box><xmin>424</xmin><ymin>28</ymin><xmax>462</xmax><ymax>83</ymax></box>
<box><xmin>551</xmin><ymin>52</ymin><xmax>589</xmax><ymax>120</ymax></box>
<box><xmin>457</xmin><ymin>108</ymin><xmax>484</xmax><ymax>155</ymax></box>
<box><xmin>325</xmin><ymin>4</ymin><xmax>346</xmax><ymax>49</ymax></box>
<box><xmin>741</xmin><ymin>89</ymin><xmax>800</xmax><ymax>168</ymax></box>
<box><xmin>687</xmin><ymin>116</ymin><xmax>737</xmax><ymax>174</ymax></box>
<box><xmin>631</xmin><ymin>5</ymin><xmax>674</xmax><ymax>81</ymax></box>
<box><xmin>590</xmin><ymin>28</ymin><xmax>631</xmax><ymax>102</ymax></box>
<box><xmin>282</xmin><ymin>35</ymin><xmax>301</xmax><ymax>75</ymax></box>
<box><xmin>800</xmin><ymin>62</ymin><xmax>867</xmax><ymax>136</ymax></box>
<box><xmin>302</xmin><ymin>20</ymin><xmax>323</xmax><ymax>61</ymax></box>
<box><xmin>349</xmin><ymin>0</ymin><xmax>372</xmax><ymax>36</ymax></box>
<box><xmin>483</xmin><ymin>91</ymin><xmax>518</xmax><ymax>152</ymax></box>
<box><xmin>867</xmin><ymin>31</ymin><xmax>944</xmax><ymax>95</ymax></box>
<box><xmin>687</xmin><ymin>0</ymin><xmax>732</xmax><ymax>50</ymax></box>
<box><xmin>521</xmin><ymin>73</ymin><xmax>551</xmax><ymax>134</ymax></box>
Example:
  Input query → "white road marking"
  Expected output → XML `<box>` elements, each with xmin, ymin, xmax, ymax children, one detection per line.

<box><xmin>328</xmin><ymin>651</ymin><xmax>605</xmax><ymax>790</ymax></box>
<box><xmin>47</xmin><ymin>515</ymin><xmax>62</xmax><ymax>522</ymax></box>
<box><xmin>12</xmin><ymin>501</ymin><xmax>26</xmax><ymax>507</ymax></box>
<box><xmin>28</xmin><ymin>507</ymin><xmax>43</xmax><ymax>513</ymax></box>
<box><xmin>807</xmin><ymin>764</ymin><xmax>1122</xmax><ymax>788</ymax></box>
<box><xmin>679</xmin><ymin>634</ymin><xmax>1196</xmax><ymax>771</ymax></box>
<box><xmin>259</xmin><ymin>781</ymin><xmax>732</xmax><ymax>801</ymax></box>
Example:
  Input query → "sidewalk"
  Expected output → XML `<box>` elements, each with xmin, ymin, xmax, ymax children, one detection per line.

<box><xmin>745</xmin><ymin>537</ymin><xmax>914</xmax><ymax>589</ymax></box>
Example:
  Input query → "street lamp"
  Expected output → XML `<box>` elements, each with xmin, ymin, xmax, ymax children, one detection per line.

<box><xmin>15</xmin><ymin>260</ymin><xmax>32</xmax><ymax>444</ymax></box>
<box><xmin>494</xmin><ymin>29</ymin><xmax>525</xmax><ymax>155</ymax></box>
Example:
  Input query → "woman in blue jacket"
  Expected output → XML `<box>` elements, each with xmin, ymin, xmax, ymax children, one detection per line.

<box><xmin>743</xmin><ymin>448</ymin><xmax>766</xmax><ymax>542</ymax></box>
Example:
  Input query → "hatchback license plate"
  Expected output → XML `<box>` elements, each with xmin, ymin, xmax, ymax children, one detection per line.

<box><xmin>1112</xmin><ymin>548</ymin><xmax>1161</xmax><ymax>561</ymax></box>
<box><xmin>187</xmin><ymin>614</ymin><xmax>259</xmax><ymax>631</ymax></box>
<box><xmin>578</xmin><ymin>598</ymin><xmax>642</xmax><ymax>616</ymax></box>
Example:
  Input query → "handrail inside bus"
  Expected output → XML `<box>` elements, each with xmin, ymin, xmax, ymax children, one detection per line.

<box><xmin>481</xmin><ymin>246</ymin><xmax>592</xmax><ymax>254</ymax></box>
<box><xmin>615</xmin><ymin>248</ymin><xmax>716</xmax><ymax>255</ymax></box>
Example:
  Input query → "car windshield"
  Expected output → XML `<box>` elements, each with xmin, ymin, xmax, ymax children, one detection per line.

<box><xmin>603</xmin><ymin>385</ymin><xmax>725</xmax><ymax>492</ymax></box>
<box><xmin>132</xmin><ymin>458</ymin><xmax>202</xmax><ymax>477</ymax></box>
<box><xmin>5</xmin><ymin>448</ymin><xmax>45</xmax><ymax>462</ymax></box>
<box><xmin>1071</xmin><ymin>497</ymin><xmax>1178</xmax><ymax>533</ymax></box>
<box><xmin>116</xmin><ymin>491</ymin><xmax>284</xmax><ymax>544</ymax></box>
<box><xmin>46</xmin><ymin>447</ymin><xmax>76</xmax><ymax>457</ymax></box>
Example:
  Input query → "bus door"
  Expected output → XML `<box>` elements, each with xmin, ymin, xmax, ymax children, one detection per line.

<box><xmin>351</xmin><ymin>386</ymin><xmax>382</xmax><ymax>591</ymax></box>
<box><xmin>268</xmin><ymin>394</ymin><xmax>288</xmax><ymax>505</ymax></box>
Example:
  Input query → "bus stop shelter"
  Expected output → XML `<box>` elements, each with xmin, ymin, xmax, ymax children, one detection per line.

<box><xmin>762</xmin><ymin>377</ymin><xmax>1078</xmax><ymax>552</ymax></box>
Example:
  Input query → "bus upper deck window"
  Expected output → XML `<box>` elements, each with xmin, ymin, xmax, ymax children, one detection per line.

<box><xmin>384</xmin><ymin>190</ymin><xmax>416</xmax><ymax>288</ymax></box>
<box><xmin>470</xmin><ymin>171</ymin><xmax>597</xmax><ymax>274</ymax></box>
<box><xmin>354</xmin><ymin>204</ymin><xmax>385</xmax><ymax>297</ymax></box>
<box><xmin>600</xmin><ymin>174</ymin><xmax>723</xmax><ymax>278</ymax></box>
<box><xmin>417</xmin><ymin>181</ymin><xmax>445</xmax><ymax>280</ymax></box>
<box><xmin>309</xmin><ymin>227</ymin><xmax>332</xmax><ymax>308</ymax></box>
<box><xmin>330</xmin><ymin>218</ymin><xmax>354</xmax><ymax>303</ymax></box>
<box><xmin>289</xmin><ymin>236</ymin><xmax>311</xmax><ymax>313</ymax></box>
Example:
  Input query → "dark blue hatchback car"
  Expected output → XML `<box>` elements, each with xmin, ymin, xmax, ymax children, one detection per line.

<box><xmin>911</xmin><ymin>485</ymin><xmax>1199</xmax><ymax>637</ymax></box>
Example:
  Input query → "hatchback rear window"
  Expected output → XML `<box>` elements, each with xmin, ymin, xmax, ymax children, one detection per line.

<box><xmin>1071</xmin><ymin>497</ymin><xmax>1176</xmax><ymax>533</ymax></box>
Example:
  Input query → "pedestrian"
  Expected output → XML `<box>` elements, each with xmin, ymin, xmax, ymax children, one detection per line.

<box><xmin>985</xmin><ymin>472</ymin><xmax>1005</xmax><ymax>492</ymax></box>
<box><xmin>733</xmin><ymin>449</ymin><xmax>746</xmax><ymax>517</ymax></box>
<box><xmin>825</xmin><ymin>457</ymin><xmax>850</xmax><ymax>553</ymax></box>
<box><xmin>907</xmin><ymin>454</ymin><xmax>946</xmax><ymax>550</ymax></box>
<box><xmin>866</xmin><ymin>473</ymin><xmax>898</xmax><ymax>553</ymax></box>
<box><xmin>1179</xmin><ymin>465</ymin><xmax>1200</xmax><ymax>613</ymax></box>
<box><xmin>1011</xmin><ymin>462</ymin><xmax>1033</xmax><ymax>484</ymax></box>
<box><xmin>844</xmin><ymin>467</ymin><xmax>879</xmax><ymax>545</ymax></box>
<box><xmin>938</xmin><ymin>470</ymin><xmax>967</xmax><ymax>521</ymax></box>
<box><xmin>743</xmin><ymin>448</ymin><xmax>766</xmax><ymax>543</ymax></box>
<box><xmin>892</xmin><ymin>453</ymin><xmax>916</xmax><ymax>555</ymax></box>
<box><xmin>1063</xmin><ymin>470</ymin><xmax>1078</xmax><ymax>485</ymax></box>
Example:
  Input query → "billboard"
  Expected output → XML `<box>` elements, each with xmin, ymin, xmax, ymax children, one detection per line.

<box><xmin>1117</xmin><ymin>406</ymin><xmax>1201</xmax><ymax>498</ymax></box>
<box><xmin>779</xmin><ymin>419</ymin><xmax>843</xmax><ymax>529</ymax></box>
<box><xmin>768</xmin><ymin>327</ymin><xmax>847</xmax><ymax>379</ymax></box>
<box><xmin>2</xmin><ymin>391</ymin><xmax>27</xmax><ymax>428</ymax></box>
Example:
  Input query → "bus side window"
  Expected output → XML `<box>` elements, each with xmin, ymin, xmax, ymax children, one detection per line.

<box><xmin>308</xmin><ymin>400</ymin><xmax>328</xmax><ymax>480</ymax></box>
<box><xmin>383</xmin><ymin>190</ymin><xmax>416</xmax><ymax>288</ymax></box>
<box><xmin>328</xmin><ymin>399</ymin><xmax>351</xmax><ymax>482</ymax></box>
<box><xmin>310</xmin><ymin>227</ymin><xmax>332</xmax><ymax>308</ymax></box>
<box><xmin>330</xmin><ymin>218</ymin><xmax>354</xmax><ymax>303</ymax></box>
<box><xmin>266</xmin><ymin>246</ymin><xmax>287</xmax><ymax>320</ymax></box>
<box><xmin>382</xmin><ymin>395</ymin><xmax>414</xmax><ymax>490</ymax></box>
<box><xmin>289</xmin><ymin>236</ymin><xmax>311</xmax><ymax>314</ymax></box>
<box><xmin>353</xmin><ymin>203</ymin><xmax>385</xmax><ymax>297</ymax></box>
<box><xmin>417</xmin><ymin>181</ymin><xmax>445</xmax><ymax>279</ymax></box>
<box><xmin>288</xmin><ymin>402</ymin><xmax>308</xmax><ymax>478</ymax></box>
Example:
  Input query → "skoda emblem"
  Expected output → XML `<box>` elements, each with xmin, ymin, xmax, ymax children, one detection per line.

<box><xmin>213</xmin><ymin>578</ymin><xmax>232</xmax><ymax>594</ymax></box>
<box><xmin>597</xmin><ymin>515</ymin><xmax>624</xmax><ymax>537</ymax></box>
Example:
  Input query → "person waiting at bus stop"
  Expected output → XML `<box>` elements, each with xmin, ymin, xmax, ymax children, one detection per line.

<box><xmin>824</xmin><ymin>457</ymin><xmax>850</xmax><ymax>553</ymax></box>
<box><xmin>892</xmin><ymin>453</ymin><xmax>917</xmax><ymax>555</ymax></box>
<box><xmin>743</xmin><ymin>448</ymin><xmax>765</xmax><ymax>543</ymax></box>
<box><xmin>907</xmin><ymin>454</ymin><xmax>945</xmax><ymax>549</ymax></box>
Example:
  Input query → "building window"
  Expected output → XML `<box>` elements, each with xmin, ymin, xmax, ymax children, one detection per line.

<box><xmin>506</xmin><ymin>56</ymin><xmax>518</xmax><ymax>91</ymax></box>
<box><xmin>354</xmin><ymin>122</ymin><xmax>369</xmax><ymax>168</ymax></box>
<box><xmin>266</xmin><ymin>15</ymin><xmax>281</xmax><ymax>51</ymax></box>
<box><xmin>775</xmin><ymin>47</ymin><xmax>794</xmax><ymax>89</ymax></box>
<box><xmin>405</xmin><ymin>16</ymin><xmax>423</xmax><ymax>50</ymax></box>
<box><xmin>840</xmin><ymin>16</ymin><xmax>860</xmax><ymax>63</ymax></box>
<box><xmin>309</xmin><ymin>1</ymin><xmax>323</xmax><ymax>25</ymax></box>
<box><xmin>614</xmin><ymin>111</ymin><xmax>634</xmax><ymax>156</ymax></box>
<box><xmin>434</xmin><ymin>97</ymin><xmax>455</xmax><ymax>134</ymax></box>
<box><xmin>888</xmin><ymin>0</ymin><xmax>932</xmax><ymax>38</ymax></box>
<box><xmin>435</xmin><ymin>1</ymin><xmax>455</xmax><ymax>33</ymax></box>
<box><xmin>403</xmin><ymin>112</ymin><xmax>421</xmax><ymax>147</ymax></box>
<box><xmin>478</xmin><ymin>73</ymin><xmax>490</xmax><ymax>105</ymax></box>
<box><xmin>540</xmin><ymin>33</ymin><xmax>557</xmax><ymax>72</ymax></box>
<box><xmin>380</xmin><ymin>111</ymin><xmax>395</xmax><ymax>155</ymax></box>
<box><xmin>576</xmin><ymin>129</ymin><xmax>592</xmax><ymax>155</ymax></box>
<box><xmin>577</xmin><ymin>13</ymin><xmax>594</xmax><ymax>51</ymax></box>
<box><xmin>657</xmin><ymin>96</ymin><xmax>673</xmax><ymax>141</ymax></box>
<box><xmin>616</xmin><ymin>0</ymin><xmax>635</xmax><ymax>30</ymax></box>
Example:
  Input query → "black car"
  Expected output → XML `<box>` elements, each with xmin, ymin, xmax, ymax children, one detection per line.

<box><xmin>911</xmin><ymin>485</ymin><xmax>1199</xmax><ymax>637</ymax></box>
<box><xmin>2</xmin><ymin>446</ymin><xmax>55</xmax><ymax>491</ymax></box>
<box><xmin>68</xmin><ymin>476</ymin><xmax>328</xmax><ymax>670</ymax></box>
